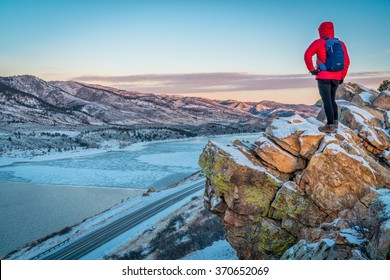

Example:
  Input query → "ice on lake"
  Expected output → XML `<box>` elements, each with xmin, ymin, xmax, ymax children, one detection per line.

<box><xmin>0</xmin><ymin>134</ymin><xmax>259</xmax><ymax>189</ymax></box>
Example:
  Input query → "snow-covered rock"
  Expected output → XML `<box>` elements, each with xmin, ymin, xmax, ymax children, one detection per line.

<box><xmin>338</xmin><ymin>101</ymin><xmax>390</xmax><ymax>154</ymax></box>
<box><xmin>373</xmin><ymin>91</ymin><xmax>390</xmax><ymax>110</ymax></box>
<box><xmin>338</xmin><ymin>82</ymin><xmax>380</xmax><ymax>102</ymax></box>
<box><xmin>265</xmin><ymin>114</ymin><xmax>323</xmax><ymax>156</ymax></box>
<box><xmin>351</xmin><ymin>91</ymin><xmax>375</xmax><ymax>106</ymax></box>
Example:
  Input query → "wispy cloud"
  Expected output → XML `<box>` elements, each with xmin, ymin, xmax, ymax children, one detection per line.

<box><xmin>72</xmin><ymin>71</ymin><xmax>390</xmax><ymax>94</ymax></box>
<box><xmin>367</xmin><ymin>48</ymin><xmax>390</xmax><ymax>58</ymax></box>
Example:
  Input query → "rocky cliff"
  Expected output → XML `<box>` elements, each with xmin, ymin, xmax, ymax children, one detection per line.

<box><xmin>199</xmin><ymin>83</ymin><xmax>390</xmax><ymax>260</ymax></box>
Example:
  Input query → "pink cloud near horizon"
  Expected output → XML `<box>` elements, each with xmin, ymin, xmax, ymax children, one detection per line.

<box><xmin>72</xmin><ymin>71</ymin><xmax>390</xmax><ymax>95</ymax></box>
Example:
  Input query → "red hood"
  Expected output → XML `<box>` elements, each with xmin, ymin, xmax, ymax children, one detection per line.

<box><xmin>318</xmin><ymin>21</ymin><xmax>334</xmax><ymax>38</ymax></box>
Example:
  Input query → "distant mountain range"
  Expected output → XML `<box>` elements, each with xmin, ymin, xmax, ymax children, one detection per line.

<box><xmin>0</xmin><ymin>75</ymin><xmax>319</xmax><ymax>130</ymax></box>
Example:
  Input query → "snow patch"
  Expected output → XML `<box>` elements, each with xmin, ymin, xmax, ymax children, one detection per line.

<box><xmin>359</xmin><ymin>92</ymin><xmax>373</xmax><ymax>104</ymax></box>
<box><xmin>342</xmin><ymin>104</ymin><xmax>375</xmax><ymax>123</ymax></box>
<box><xmin>181</xmin><ymin>240</ymin><xmax>238</xmax><ymax>260</ymax></box>
<box><xmin>340</xmin><ymin>228</ymin><xmax>366</xmax><ymax>246</ymax></box>
<box><xmin>210</xmin><ymin>195</ymin><xmax>223</xmax><ymax>211</ymax></box>
<box><xmin>370</xmin><ymin>187</ymin><xmax>380</xmax><ymax>194</ymax></box>
<box><xmin>321</xmin><ymin>238</ymin><xmax>336</xmax><ymax>247</ymax></box>
<box><xmin>316</xmin><ymin>134</ymin><xmax>337</xmax><ymax>154</ymax></box>
<box><xmin>283</xmin><ymin>181</ymin><xmax>298</xmax><ymax>193</ymax></box>
<box><xmin>268</xmin><ymin>115</ymin><xmax>320</xmax><ymax>139</ymax></box>
<box><xmin>306</xmin><ymin>117</ymin><xmax>324</xmax><ymax>126</ymax></box>
<box><xmin>386</xmin><ymin>111</ymin><xmax>390</xmax><ymax>120</ymax></box>
<box><xmin>360</xmin><ymin>125</ymin><xmax>381</xmax><ymax>145</ymax></box>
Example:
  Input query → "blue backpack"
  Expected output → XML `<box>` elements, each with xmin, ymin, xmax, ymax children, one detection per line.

<box><xmin>318</xmin><ymin>37</ymin><xmax>345</xmax><ymax>72</ymax></box>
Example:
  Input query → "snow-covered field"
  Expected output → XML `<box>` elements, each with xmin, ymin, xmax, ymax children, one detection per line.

<box><xmin>1</xmin><ymin>133</ymin><xmax>258</xmax><ymax>258</ymax></box>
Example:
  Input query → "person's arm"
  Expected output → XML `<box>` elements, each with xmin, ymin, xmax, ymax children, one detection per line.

<box><xmin>304</xmin><ymin>40</ymin><xmax>319</xmax><ymax>72</ymax></box>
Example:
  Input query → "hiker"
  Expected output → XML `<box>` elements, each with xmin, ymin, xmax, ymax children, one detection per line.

<box><xmin>304</xmin><ymin>21</ymin><xmax>350</xmax><ymax>133</ymax></box>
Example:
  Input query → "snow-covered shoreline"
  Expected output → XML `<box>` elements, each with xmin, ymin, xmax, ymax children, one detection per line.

<box><xmin>0</xmin><ymin>132</ymin><xmax>261</xmax><ymax>167</ymax></box>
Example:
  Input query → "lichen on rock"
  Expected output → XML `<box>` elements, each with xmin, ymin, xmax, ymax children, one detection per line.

<box><xmin>199</xmin><ymin>140</ymin><xmax>282</xmax><ymax>217</ymax></box>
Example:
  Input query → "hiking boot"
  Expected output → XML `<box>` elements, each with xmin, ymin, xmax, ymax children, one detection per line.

<box><xmin>318</xmin><ymin>124</ymin><xmax>336</xmax><ymax>133</ymax></box>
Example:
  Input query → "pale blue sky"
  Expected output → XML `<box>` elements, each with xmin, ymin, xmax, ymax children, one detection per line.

<box><xmin>0</xmin><ymin>0</ymin><xmax>389</xmax><ymax>102</ymax></box>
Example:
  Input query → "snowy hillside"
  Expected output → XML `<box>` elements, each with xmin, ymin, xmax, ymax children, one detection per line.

<box><xmin>0</xmin><ymin>75</ymin><xmax>319</xmax><ymax>127</ymax></box>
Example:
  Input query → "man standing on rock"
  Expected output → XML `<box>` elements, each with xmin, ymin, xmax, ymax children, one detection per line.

<box><xmin>304</xmin><ymin>21</ymin><xmax>350</xmax><ymax>133</ymax></box>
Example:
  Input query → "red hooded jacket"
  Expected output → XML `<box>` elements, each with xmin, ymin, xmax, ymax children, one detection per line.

<box><xmin>304</xmin><ymin>22</ymin><xmax>350</xmax><ymax>80</ymax></box>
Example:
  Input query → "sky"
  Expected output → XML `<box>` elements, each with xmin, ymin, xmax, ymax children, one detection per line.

<box><xmin>1</xmin><ymin>0</ymin><xmax>389</xmax><ymax>104</ymax></box>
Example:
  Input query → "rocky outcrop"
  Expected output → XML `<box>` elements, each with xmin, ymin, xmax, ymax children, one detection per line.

<box><xmin>334</xmin><ymin>82</ymin><xmax>380</xmax><ymax>104</ymax></box>
<box><xmin>199</xmin><ymin>83</ymin><xmax>390</xmax><ymax>260</ymax></box>
<box><xmin>317</xmin><ymin>83</ymin><xmax>390</xmax><ymax>155</ymax></box>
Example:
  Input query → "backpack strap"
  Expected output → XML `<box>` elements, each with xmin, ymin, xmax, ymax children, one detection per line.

<box><xmin>317</xmin><ymin>37</ymin><xmax>330</xmax><ymax>70</ymax></box>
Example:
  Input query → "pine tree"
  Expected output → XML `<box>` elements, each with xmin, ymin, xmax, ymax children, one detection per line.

<box><xmin>378</xmin><ymin>80</ymin><xmax>390</xmax><ymax>91</ymax></box>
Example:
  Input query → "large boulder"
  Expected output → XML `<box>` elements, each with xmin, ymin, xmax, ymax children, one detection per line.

<box><xmin>270</xmin><ymin>181</ymin><xmax>327</xmax><ymax>230</ymax></box>
<box><xmin>300</xmin><ymin>141</ymin><xmax>383</xmax><ymax>215</ymax></box>
<box><xmin>372</xmin><ymin>91</ymin><xmax>390</xmax><ymax>110</ymax></box>
<box><xmin>199</xmin><ymin>140</ymin><xmax>298</xmax><ymax>259</ymax></box>
<box><xmin>253</xmin><ymin>135</ymin><xmax>305</xmax><ymax>173</ymax></box>
<box><xmin>199</xmin><ymin>140</ymin><xmax>282</xmax><ymax>217</ymax></box>
<box><xmin>265</xmin><ymin>114</ymin><xmax>324</xmax><ymax>157</ymax></box>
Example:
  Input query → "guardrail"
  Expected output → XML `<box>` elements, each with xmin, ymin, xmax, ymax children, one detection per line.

<box><xmin>30</xmin><ymin>238</ymin><xmax>71</xmax><ymax>260</ymax></box>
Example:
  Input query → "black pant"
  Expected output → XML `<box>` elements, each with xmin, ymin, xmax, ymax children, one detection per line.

<box><xmin>317</xmin><ymin>79</ymin><xmax>339</xmax><ymax>125</ymax></box>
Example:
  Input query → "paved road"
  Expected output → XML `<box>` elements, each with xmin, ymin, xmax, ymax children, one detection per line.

<box><xmin>40</xmin><ymin>180</ymin><xmax>205</xmax><ymax>260</ymax></box>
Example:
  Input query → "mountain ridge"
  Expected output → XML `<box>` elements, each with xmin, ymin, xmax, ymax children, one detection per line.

<box><xmin>0</xmin><ymin>75</ymin><xmax>319</xmax><ymax>128</ymax></box>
